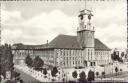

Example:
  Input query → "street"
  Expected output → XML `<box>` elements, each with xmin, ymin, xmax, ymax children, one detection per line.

<box><xmin>15</xmin><ymin>68</ymin><xmax>41</xmax><ymax>83</ymax></box>
<box><xmin>113</xmin><ymin>73</ymin><xmax>128</xmax><ymax>80</ymax></box>
<box><xmin>95</xmin><ymin>72</ymin><xmax>128</xmax><ymax>82</ymax></box>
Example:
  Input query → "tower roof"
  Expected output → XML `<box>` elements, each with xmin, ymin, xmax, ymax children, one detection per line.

<box><xmin>49</xmin><ymin>34</ymin><xmax>82</xmax><ymax>49</ymax></box>
<box><xmin>94</xmin><ymin>38</ymin><xmax>110</xmax><ymax>50</ymax></box>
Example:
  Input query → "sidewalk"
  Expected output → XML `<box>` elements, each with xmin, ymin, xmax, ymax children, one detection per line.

<box><xmin>14</xmin><ymin>65</ymin><xmax>128</xmax><ymax>82</ymax></box>
<box><xmin>97</xmin><ymin>71</ymin><xmax>128</xmax><ymax>78</ymax></box>
<box><xmin>95</xmin><ymin>71</ymin><xmax>128</xmax><ymax>81</ymax></box>
<box><xmin>14</xmin><ymin>65</ymin><xmax>63</xmax><ymax>82</ymax></box>
<box><xmin>14</xmin><ymin>65</ymin><xmax>50</xmax><ymax>82</ymax></box>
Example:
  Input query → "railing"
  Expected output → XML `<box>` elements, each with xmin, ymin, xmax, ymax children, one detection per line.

<box><xmin>96</xmin><ymin>71</ymin><xmax>128</xmax><ymax>78</ymax></box>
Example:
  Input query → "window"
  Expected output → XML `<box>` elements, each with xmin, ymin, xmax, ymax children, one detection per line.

<box><xmin>90</xmin><ymin>62</ymin><xmax>93</xmax><ymax>66</ymax></box>
<box><xmin>79</xmin><ymin>61</ymin><xmax>80</xmax><ymax>64</ymax></box>
<box><xmin>76</xmin><ymin>61</ymin><xmax>77</xmax><ymax>64</ymax></box>
<box><xmin>73</xmin><ymin>61</ymin><xmax>74</xmax><ymax>65</ymax></box>
<box><xmin>64</xmin><ymin>51</ymin><xmax>65</xmax><ymax>56</ymax></box>
<box><xmin>63</xmin><ymin>62</ymin><xmax>65</xmax><ymax>66</ymax></box>
<box><xmin>88</xmin><ymin>49</ymin><xmax>90</xmax><ymax>55</ymax></box>
<box><xmin>93</xmin><ymin>62</ymin><xmax>95</xmax><ymax>66</ymax></box>
<box><xmin>70</xmin><ymin>50</ymin><xmax>71</xmax><ymax>56</ymax></box>
<box><xmin>91</xmin><ymin>50</ymin><xmax>92</xmax><ymax>56</ymax></box>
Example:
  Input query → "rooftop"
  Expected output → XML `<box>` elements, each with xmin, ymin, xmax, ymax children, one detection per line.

<box><xmin>12</xmin><ymin>34</ymin><xmax>110</xmax><ymax>51</ymax></box>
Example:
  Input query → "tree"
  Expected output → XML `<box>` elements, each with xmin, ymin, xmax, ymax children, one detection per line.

<box><xmin>84</xmin><ymin>60</ymin><xmax>87</xmax><ymax>66</ymax></box>
<box><xmin>96</xmin><ymin>72</ymin><xmax>99</xmax><ymax>78</ymax></box>
<box><xmin>0</xmin><ymin>46</ymin><xmax>2</xmax><ymax>81</ymax></box>
<box><xmin>87</xmin><ymin>70</ymin><xmax>95</xmax><ymax>82</ymax></box>
<box><xmin>0</xmin><ymin>44</ymin><xmax>24</xmax><ymax>82</ymax></box>
<box><xmin>43</xmin><ymin>68</ymin><xmax>47</xmax><ymax>78</ymax></box>
<box><xmin>115</xmin><ymin>67</ymin><xmax>118</xmax><ymax>75</ymax></box>
<box><xmin>1</xmin><ymin>44</ymin><xmax>14</xmax><ymax>78</ymax></box>
<box><xmin>79</xmin><ymin>71</ymin><xmax>87</xmax><ymax>83</ymax></box>
<box><xmin>11</xmin><ymin>71</ymin><xmax>20</xmax><ymax>80</ymax></box>
<box><xmin>101</xmin><ymin>71</ymin><xmax>105</xmax><ymax>78</ymax></box>
<box><xmin>111</xmin><ymin>51</ymin><xmax>120</xmax><ymax>61</ymax></box>
<box><xmin>120</xmin><ymin>69</ymin><xmax>122</xmax><ymax>72</ymax></box>
<box><xmin>121</xmin><ymin>52</ymin><xmax>124</xmax><ymax>57</ymax></box>
<box><xmin>51</xmin><ymin>67</ymin><xmax>58</xmax><ymax>81</ymax></box>
<box><xmin>72</xmin><ymin>71</ymin><xmax>78</xmax><ymax>79</ymax></box>
<box><xmin>118</xmin><ymin>58</ymin><xmax>123</xmax><ymax>62</ymax></box>
<box><xmin>119</xmin><ymin>69</ymin><xmax>123</xmax><ymax>75</ymax></box>
<box><xmin>25</xmin><ymin>55</ymin><xmax>33</xmax><ymax>67</ymax></box>
<box><xmin>0</xmin><ymin>44</ymin><xmax>25</xmax><ymax>82</ymax></box>
<box><xmin>111</xmin><ymin>51</ymin><xmax>124</xmax><ymax>63</ymax></box>
<box><xmin>32</xmin><ymin>56</ymin><xmax>44</xmax><ymax>71</ymax></box>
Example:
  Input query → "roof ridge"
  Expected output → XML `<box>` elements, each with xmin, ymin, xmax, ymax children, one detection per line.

<box><xmin>58</xmin><ymin>34</ymin><xmax>76</xmax><ymax>37</ymax></box>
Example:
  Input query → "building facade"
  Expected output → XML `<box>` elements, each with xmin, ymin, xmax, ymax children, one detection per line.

<box><xmin>12</xmin><ymin>9</ymin><xmax>112</xmax><ymax>68</ymax></box>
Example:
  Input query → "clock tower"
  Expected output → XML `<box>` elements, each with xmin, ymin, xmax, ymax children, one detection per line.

<box><xmin>77</xmin><ymin>9</ymin><xmax>96</xmax><ymax>66</ymax></box>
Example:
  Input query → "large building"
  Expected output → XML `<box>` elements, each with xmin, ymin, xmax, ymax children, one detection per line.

<box><xmin>12</xmin><ymin>9</ymin><xmax>112</xmax><ymax>68</ymax></box>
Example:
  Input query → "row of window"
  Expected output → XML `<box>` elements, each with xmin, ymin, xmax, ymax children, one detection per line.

<box><xmin>97</xmin><ymin>60</ymin><xmax>110</xmax><ymax>64</ymax></box>
<box><xmin>34</xmin><ymin>50</ymin><xmax>54</xmax><ymax>55</ymax></box>
<box><xmin>87</xmin><ymin>49</ymin><xmax>94</xmax><ymax>60</ymax></box>
<box><xmin>63</xmin><ymin>57</ymin><xmax>83</xmax><ymax>60</ymax></box>
<box><xmin>14</xmin><ymin>51</ymin><xmax>31</xmax><ymax>56</ymax></box>
<box><xmin>57</xmin><ymin>49</ymin><xmax>83</xmax><ymax>56</ymax></box>
<box><xmin>13</xmin><ymin>50</ymin><xmax>54</xmax><ymax>58</ymax></box>
<box><xmin>95</xmin><ymin>51</ymin><xmax>109</xmax><ymax>55</ymax></box>
<box><xmin>63</xmin><ymin>60</ymin><xmax>83</xmax><ymax>67</ymax></box>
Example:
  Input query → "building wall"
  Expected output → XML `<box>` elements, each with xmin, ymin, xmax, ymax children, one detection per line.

<box><xmin>83</xmin><ymin>48</ymin><xmax>95</xmax><ymax>66</ymax></box>
<box><xmin>95</xmin><ymin>50</ymin><xmax>112</xmax><ymax>65</ymax></box>
<box><xmin>54</xmin><ymin>49</ymin><xmax>84</xmax><ymax>68</ymax></box>
<box><xmin>12</xmin><ymin>49</ymin><xmax>55</xmax><ymax>66</ymax></box>
<box><xmin>12</xmin><ymin>49</ymin><xmax>34</xmax><ymax>65</ymax></box>
<box><xmin>12</xmin><ymin>48</ymin><xmax>112</xmax><ymax>68</ymax></box>
<box><xmin>33</xmin><ymin>49</ymin><xmax>55</xmax><ymax>66</ymax></box>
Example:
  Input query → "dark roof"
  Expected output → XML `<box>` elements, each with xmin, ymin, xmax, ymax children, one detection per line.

<box><xmin>12</xmin><ymin>43</ymin><xmax>54</xmax><ymax>50</ymax></box>
<box><xmin>50</xmin><ymin>34</ymin><xmax>110</xmax><ymax>50</ymax></box>
<box><xmin>49</xmin><ymin>34</ymin><xmax>81</xmax><ymax>49</ymax></box>
<box><xmin>94</xmin><ymin>38</ymin><xmax>110</xmax><ymax>50</ymax></box>
<box><xmin>12</xmin><ymin>34</ymin><xmax>110</xmax><ymax>50</ymax></box>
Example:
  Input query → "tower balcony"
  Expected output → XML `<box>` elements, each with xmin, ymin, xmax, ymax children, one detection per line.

<box><xmin>77</xmin><ymin>26</ymin><xmax>95</xmax><ymax>32</ymax></box>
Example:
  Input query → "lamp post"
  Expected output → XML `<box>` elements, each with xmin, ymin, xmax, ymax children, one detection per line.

<box><xmin>112</xmin><ymin>61</ymin><xmax>114</xmax><ymax>82</ymax></box>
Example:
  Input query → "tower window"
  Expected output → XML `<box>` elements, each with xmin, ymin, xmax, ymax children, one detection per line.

<box><xmin>85</xmin><ymin>25</ymin><xmax>86</xmax><ymax>28</ymax></box>
<box><xmin>90</xmin><ymin>62</ymin><xmax>93</xmax><ymax>66</ymax></box>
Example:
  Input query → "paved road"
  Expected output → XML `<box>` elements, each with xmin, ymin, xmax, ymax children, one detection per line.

<box><xmin>15</xmin><ymin>68</ymin><xmax>41</xmax><ymax>83</ymax></box>
<box><xmin>113</xmin><ymin>73</ymin><xmax>128</xmax><ymax>80</ymax></box>
<box><xmin>95</xmin><ymin>72</ymin><xmax>128</xmax><ymax>82</ymax></box>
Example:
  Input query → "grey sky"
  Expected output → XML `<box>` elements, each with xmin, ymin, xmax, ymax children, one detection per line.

<box><xmin>1</xmin><ymin>0</ymin><xmax>127</xmax><ymax>49</ymax></box>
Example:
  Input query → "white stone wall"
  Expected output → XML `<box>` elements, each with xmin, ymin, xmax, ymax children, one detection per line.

<box><xmin>13</xmin><ymin>48</ymin><xmax>112</xmax><ymax>68</ymax></box>
<box><xmin>83</xmin><ymin>48</ymin><xmax>95</xmax><ymax>66</ymax></box>
<box><xmin>34</xmin><ymin>49</ymin><xmax>54</xmax><ymax>66</ymax></box>
<box><xmin>95</xmin><ymin>50</ymin><xmax>112</xmax><ymax>65</ymax></box>
<box><xmin>12</xmin><ymin>49</ymin><xmax>55</xmax><ymax>66</ymax></box>
<box><xmin>54</xmin><ymin>49</ymin><xmax>84</xmax><ymax>68</ymax></box>
<box><xmin>12</xmin><ymin>49</ymin><xmax>34</xmax><ymax>65</ymax></box>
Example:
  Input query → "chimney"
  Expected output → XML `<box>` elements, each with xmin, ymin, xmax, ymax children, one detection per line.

<box><xmin>47</xmin><ymin>40</ymin><xmax>48</xmax><ymax>45</ymax></box>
